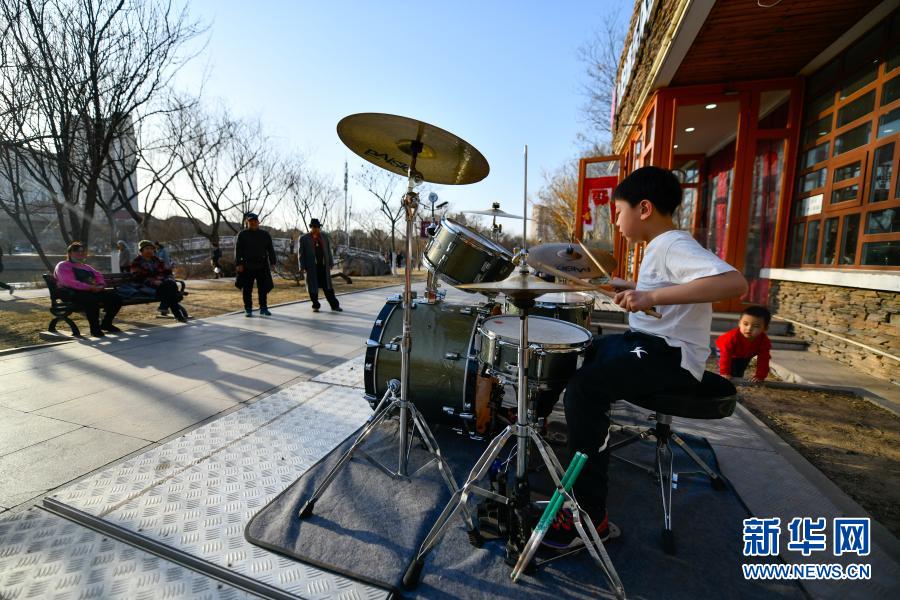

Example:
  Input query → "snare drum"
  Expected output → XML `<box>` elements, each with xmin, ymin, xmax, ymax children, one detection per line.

<box><xmin>423</xmin><ymin>218</ymin><xmax>514</xmax><ymax>286</ymax></box>
<box><xmin>364</xmin><ymin>297</ymin><xmax>499</xmax><ymax>434</ymax></box>
<box><xmin>504</xmin><ymin>292</ymin><xmax>595</xmax><ymax>328</ymax></box>
<box><xmin>477</xmin><ymin>315</ymin><xmax>592</xmax><ymax>387</ymax></box>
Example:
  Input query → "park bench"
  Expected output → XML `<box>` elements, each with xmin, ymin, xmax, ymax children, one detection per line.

<box><xmin>42</xmin><ymin>273</ymin><xmax>187</xmax><ymax>338</ymax></box>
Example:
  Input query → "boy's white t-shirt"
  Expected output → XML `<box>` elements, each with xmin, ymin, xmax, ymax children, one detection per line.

<box><xmin>628</xmin><ymin>229</ymin><xmax>737</xmax><ymax>380</ymax></box>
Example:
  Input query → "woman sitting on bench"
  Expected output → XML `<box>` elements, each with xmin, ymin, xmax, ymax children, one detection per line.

<box><xmin>53</xmin><ymin>242</ymin><xmax>123</xmax><ymax>338</ymax></box>
<box><xmin>131</xmin><ymin>240</ymin><xmax>188</xmax><ymax>322</ymax></box>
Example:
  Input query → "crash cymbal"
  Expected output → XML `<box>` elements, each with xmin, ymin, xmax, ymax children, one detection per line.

<box><xmin>528</xmin><ymin>243</ymin><xmax>617</xmax><ymax>279</ymax></box>
<box><xmin>463</xmin><ymin>202</ymin><xmax>523</xmax><ymax>219</ymax></box>
<box><xmin>457</xmin><ymin>270</ymin><xmax>593</xmax><ymax>301</ymax></box>
<box><xmin>337</xmin><ymin>113</ymin><xmax>489</xmax><ymax>185</ymax></box>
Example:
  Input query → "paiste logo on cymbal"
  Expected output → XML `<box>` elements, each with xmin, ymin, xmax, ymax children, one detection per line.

<box><xmin>557</xmin><ymin>265</ymin><xmax>593</xmax><ymax>273</ymax></box>
<box><xmin>364</xmin><ymin>148</ymin><xmax>409</xmax><ymax>172</ymax></box>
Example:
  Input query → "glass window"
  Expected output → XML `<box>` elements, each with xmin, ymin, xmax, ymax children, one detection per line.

<box><xmin>674</xmin><ymin>188</ymin><xmax>697</xmax><ymax>231</ymax></box>
<box><xmin>887</xmin><ymin>11</ymin><xmax>900</xmax><ymax>71</ymax></box>
<box><xmin>841</xmin><ymin>64</ymin><xmax>878</xmax><ymax>100</ymax></box>
<box><xmin>803</xmin><ymin>115</ymin><xmax>832</xmax><ymax>146</ymax></box>
<box><xmin>821</xmin><ymin>217</ymin><xmax>839</xmax><ymax>264</ymax></box>
<box><xmin>674</xmin><ymin>161</ymin><xmax>700</xmax><ymax>184</ymax></box>
<box><xmin>840</xmin><ymin>25</ymin><xmax>882</xmax><ymax>99</ymax></box>
<box><xmin>803</xmin><ymin>219</ymin><xmax>821</xmax><ymax>263</ymax></box>
<box><xmin>840</xmin><ymin>214</ymin><xmax>860</xmax><ymax>264</ymax></box>
<box><xmin>861</xmin><ymin>241</ymin><xmax>900</xmax><ymax>266</ymax></box>
<box><xmin>833</xmin><ymin>122</ymin><xmax>872</xmax><ymax>156</ymax></box>
<box><xmin>882</xmin><ymin>76</ymin><xmax>899</xmax><ymax>106</ymax></box>
<box><xmin>807</xmin><ymin>90</ymin><xmax>835</xmax><ymax>117</ymax></box>
<box><xmin>877</xmin><ymin>106</ymin><xmax>899</xmax><ymax>138</ymax></box>
<box><xmin>836</xmin><ymin>90</ymin><xmax>875</xmax><ymax>127</ymax></box>
<box><xmin>832</xmin><ymin>184</ymin><xmax>859</xmax><ymax>204</ymax></box>
<box><xmin>870</xmin><ymin>143</ymin><xmax>894</xmax><ymax>203</ymax></box>
<box><xmin>808</xmin><ymin>58</ymin><xmax>838</xmax><ymax>96</ymax></box>
<box><xmin>833</xmin><ymin>161</ymin><xmax>861</xmax><ymax>182</ymax></box>
<box><xmin>789</xmin><ymin>222</ymin><xmax>805</xmax><ymax>265</ymax></box>
<box><xmin>865</xmin><ymin>207</ymin><xmax>898</xmax><ymax>234</ymax></box>
<box><xmin>799</xmin><ymin>168</ymin><xmax>827</xmax><ymax>193</ymax></box>
<box><xmin>801</xmin><ymin>142</ymin><xmax>829</xmax><ymax>168</ymax></box>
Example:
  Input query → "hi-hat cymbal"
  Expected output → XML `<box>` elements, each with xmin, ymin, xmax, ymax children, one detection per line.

<box><xmin>457</xmin><ymin>269</ymin><xmax>593</xmax><ymax>301</ymax></box>
<box><xmin>337</xmin><ymin>113</ymin><xmax>489</xmax><ymax>185</ymax></box>
<box><xmin>528</xmin><ymin>243</ymin><xmax>617</xmax><ymax>279</ymax></box>
<box><xmin>463</xmin><ymin>207</ymin><xmax>524</xmax><ymax>219</ymax></box>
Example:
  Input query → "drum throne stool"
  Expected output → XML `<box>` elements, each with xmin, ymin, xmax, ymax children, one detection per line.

<box><xmin>608</xmin><ymin>371</ymin><xmax>737</xmax><ymax>555</ymax></box>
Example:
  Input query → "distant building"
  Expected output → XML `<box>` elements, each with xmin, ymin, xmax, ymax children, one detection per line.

<box><xmin>0</xmin><ymin>114</ymin><xmax>139</xmax><ymax>252</ymax></box>
<box><xmin>578</xmin><ymin>0</ymin><xmax>898</xmax><ymax>382</ymax></box>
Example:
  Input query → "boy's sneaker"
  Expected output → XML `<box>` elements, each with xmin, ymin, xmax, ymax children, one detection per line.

<box><xmin>245</xmin><ymin>309</ymin><xmax>253</xmax><ymax>317</ymax></box>
<box><xmin>540</xmin><ymin>508</ymin><xmax>620</xmax><ymax>551</ymax></box>
<box><xmin>259</xmin><ymin>308</ymin><xmax>271</xmax><ymax>316</ymax></box>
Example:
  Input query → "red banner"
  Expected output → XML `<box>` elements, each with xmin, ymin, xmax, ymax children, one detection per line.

<box><xmin>580</xmin><ymin>175</ymin><xmax>618</xmax><ymax>232</ymax></box>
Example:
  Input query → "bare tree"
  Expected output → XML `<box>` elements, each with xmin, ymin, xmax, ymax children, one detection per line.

<box><xmin>578</xmin><ymin>7</ymin><xmax>625</xmax><ymax>147</ymax></box>
<box><xmin>534</xmin><ymin>162</ymin><xmax>579</xmax><ymax>243</ymax></box>
<box><xmin>283</xmin><ymin>160</ymin><xmax>337</xmax><ymax>234</ymax></box>
<box><xmin>0</xmin><ymin>0</ymin><xmax>203</xmax><ymax>259</ymax></box>
<box><xmin>354</xmin><ymin>163</ymin><xmax>405</xmax><ymax>257</ymax></box>
<box><xmin>155</xmin><ymin>101</ymin><xmax>284</xmax><ymax>245</ymax></box>
<box><xmin>352</xmin><ymin>210</ymin><xmax>391</xmax><ymax>253</ymax></box>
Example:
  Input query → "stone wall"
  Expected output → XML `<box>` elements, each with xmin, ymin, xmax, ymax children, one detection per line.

<box><xmin>769</xmin><ymin>280</ymin><xmax>900</xmax><ymax>385</ymax></box>
<box><xmin>612</xmin><ymin>0</ymin><xmax>686</xmax><ymax>152</ymax></box>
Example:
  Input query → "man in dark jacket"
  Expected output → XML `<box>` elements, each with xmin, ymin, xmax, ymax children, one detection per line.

<box><xmin>298</xmin><ymin>218</ymin><xmax>342</xmax><ymax>313</ymax></box>
<box><xmin>235</xmin><ymin>212</ymin><xmax>277</xmax><ymax>317</ymax></box>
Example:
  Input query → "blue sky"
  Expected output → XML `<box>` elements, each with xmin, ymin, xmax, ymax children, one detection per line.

<box><xmin>171</xmin><ymin>0</ymin><xmax>623</xmax><ymax>231</ymax></box>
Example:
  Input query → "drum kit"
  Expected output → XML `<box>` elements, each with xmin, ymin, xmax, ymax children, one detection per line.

<box><xmin>298</xmin><ymin>113</ymin><xmax>625</xmax><ymax>598</ymax></box>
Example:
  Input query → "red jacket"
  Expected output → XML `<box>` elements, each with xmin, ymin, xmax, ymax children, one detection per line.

<box><xmin>715</xmin><ymin>327</ymin><xmax>771</xmax><ymax>380</ymax></box>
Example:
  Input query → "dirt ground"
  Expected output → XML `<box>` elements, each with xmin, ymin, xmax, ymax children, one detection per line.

<box><xmin>740</xmin><ymin>385</ymin><xmax>900</xmax><ymax>538</ymax></box>
<box><xmin>0</xmin><ymin>274</ymin><xmax>422</xmax><ymax>350</ymax></box>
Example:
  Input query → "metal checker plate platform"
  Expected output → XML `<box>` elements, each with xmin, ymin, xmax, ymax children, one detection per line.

<box><xmin>44</xmin><ymin>375</ymin><xmax>388</xmax><ymax>600</ymax></box>
<box><xmin>310</xmin><ymin>355</ymin><xmax>364</xmax><ymax>388</ymax></box>
<box><xmin>0</xmin><ymin>509</ymin><xmax>254</xmax><ymax>599</ymax></box>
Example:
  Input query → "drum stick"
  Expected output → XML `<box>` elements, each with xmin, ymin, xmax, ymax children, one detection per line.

<box><xmin>576</xmin><ymin>239</ymin><xmax>611</xmax><ymax>278</ymax></box>
<box><xmin>511</xmin><ymin>452</ymin><xmax>588</xmax><ymax>582</ymax></box>
<box><xmin>529</xmin><ymin>259</ymin><xmax>662</xmax><ymax>319</ymax></box>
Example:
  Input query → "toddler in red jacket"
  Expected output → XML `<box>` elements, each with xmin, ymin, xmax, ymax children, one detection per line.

<box><xmin>716</xmin><ymin>306</ymin><xmax>772</xmax><ymax>383</ymax></box>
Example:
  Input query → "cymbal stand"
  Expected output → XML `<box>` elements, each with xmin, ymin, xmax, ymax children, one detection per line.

<box><xmin>490</xmin><ymin>202</ymin><xmax>503</xmax><ymax>242</ymax></box>
<box><xmin>424</xmin><ymin>194</ymin><xmax>444</xmax><ymax>304</ymax></box>
<box><xmin>299</xmin><ymin>141</ymin><xmax>476</xmax><ymax>537</ymax></box>
<box><xmin>402</xmin><ymin>146</ymin><xmax>624</xmax><ymax>598</ymax></box>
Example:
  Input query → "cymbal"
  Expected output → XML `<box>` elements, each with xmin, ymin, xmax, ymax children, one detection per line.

<box><xmin>463</xmin><ymin>205</ymin><xmax>523</xmax><ymax>219</ymax></box>
<box><xmin>457</xmin><ymin>269</ymin><xmax>594</xmax><ymax>301</ymax></box>
<box><xmin>337</xmin><ymin>113</ymin><xmax>489</xmax><ymax>185</ymax></box>
<box><xmin>528</xmin><ymin>243</ymin><xmax>617</xmax><ymax>279</ymax></box>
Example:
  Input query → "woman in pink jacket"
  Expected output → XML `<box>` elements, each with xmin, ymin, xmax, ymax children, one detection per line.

<box><xmin>53</xmin><ymin>241</ymin><xmax>123</xmax><ymax>337</ymax></box>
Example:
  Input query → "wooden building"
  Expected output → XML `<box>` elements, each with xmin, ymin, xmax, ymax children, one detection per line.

<box><xmin>577</xmin><ymin>0</ymin><xmax>899</xmax><ymax>382</ymax></box>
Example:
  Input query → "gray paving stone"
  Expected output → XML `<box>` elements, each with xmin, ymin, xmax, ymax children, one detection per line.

<box><xmin>0</xmin><ymin>427</ymin><xmax>148</xmax><ymax>507</ymax></box>
<box><xmin>89</xmin><ymin>394</ymin><xmax>239</xmax><ymax>442</ymax></box>
<box><xmin>0</xmin><ymin>407</ymin><xmax>81</xmax><ymax>456</ymax></box>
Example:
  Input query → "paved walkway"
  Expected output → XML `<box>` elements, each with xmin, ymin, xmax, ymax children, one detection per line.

<box><xmin>0</xmin><ymin>286</ymin><xmax>383</xmax><ymax>513</ymax></box>
<box><xmin>770</xmin><ymin>349</ymin><xmax>899</xmax><ymax>412</ymax></box>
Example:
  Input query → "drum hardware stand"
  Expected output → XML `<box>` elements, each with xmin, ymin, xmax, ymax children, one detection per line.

<box><xmin>489</xmin><ymin>202</ymin><xmax>503</xmax><ymax>242</ymax></box>
<box><xmin>423</xmin><ymin>192</ymin><xmax>447</xmax><ymax>304</ymax></box>
<box><xmin>402</xmin><ymin>146</ymin><xmax>625</xmax><ymax>599</ymax></box>
<box><xmin>299</xmin><ymin>141</ymin><xmax>478</xmax><ymax>540</ymax></box>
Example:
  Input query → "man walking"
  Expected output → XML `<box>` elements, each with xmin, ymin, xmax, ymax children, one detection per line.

<box><xmin>298</xmin><ymin>218</ymin><xmax>342</xmax><ymax>313</ymax></box>
<box><xmin>235</xmin><ymin>212</ymin><xmax>277</xmax><ymax>317</ymax></box>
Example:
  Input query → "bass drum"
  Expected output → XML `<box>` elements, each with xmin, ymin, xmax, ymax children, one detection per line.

<box><xmin>364</xmin><ymin>297</ymin><xmax>500</xmax><ymax>435</ymax></box>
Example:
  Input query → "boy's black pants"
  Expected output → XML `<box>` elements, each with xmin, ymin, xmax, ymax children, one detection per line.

<box><xmin>563</xmin><ymin>331</ymin><xmax>699</xmax><ymax>516</ymax></box>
